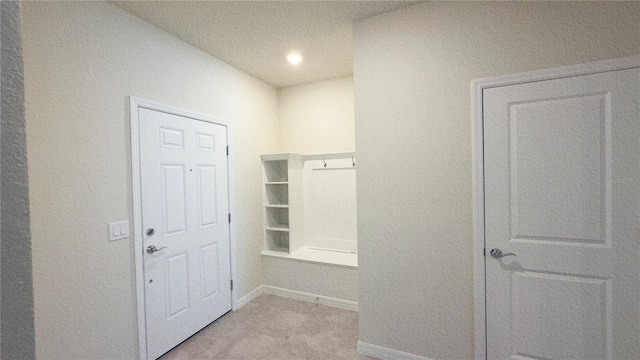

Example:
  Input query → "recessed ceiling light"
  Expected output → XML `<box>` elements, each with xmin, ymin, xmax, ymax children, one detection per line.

<box><xmin>287</xmin><ymin>52</ymin><xmax>303</xmax><ymax>65</ymax></box>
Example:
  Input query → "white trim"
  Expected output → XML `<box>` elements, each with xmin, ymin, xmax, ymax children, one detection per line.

<box><xmin>472</xmin><ymin>55</ymin><xmax>640</xmax><ymax>360</ymax></box>
<box><xmin>0</xmin><ymin>4</ymin><xmax>3</xmax><ymax>358</ymax></box>
<box><xmin>473</xmin><ymin>55</ymin><xmax>640</xmax><ymax>91</ymax></box>
<box><xmin>260</xmin><ymin>152</ymin><xmax>356</xmax><ymax>162</ymax></box>
<box><xmin>262</xmin><ymin>285</ymin><xmax>358</xmax><ymax>311</ymax></box>
<box><xmin>303</xmin><ymin>152</ymin><xmax>355</xmax><ymax>161</ymax></box>
<box><xmin>129</xmin><ymin>97</ymin><xmax>236</xmax><ymax>360</ymax></box>
<box><xmin>472</xmin><ymin>64</ymin><xmax>487</xmax><ymax>360</ymax></box>
<box><xmin>226</xmin><ymin>122</ymin><xmax>239</xmax><ymax>312</ymax></box>
<box><xmin>130</xmin><ymin>97</ymin><xmax>146</xmax><ymax>360</ymax></box>
<box><xmin>356</xmin><ymin>341</ymin><xmax>434</xmax><ymax>360</ymax></box>
<box><xmin>234</xmin><ymin>285</ymin><xmax>264</xmax><ymax>310</ymax></box>
<box><xmin>260</xmin><ymin>153</ymin><xmax>304</xmax><ymax>162</ymax></box>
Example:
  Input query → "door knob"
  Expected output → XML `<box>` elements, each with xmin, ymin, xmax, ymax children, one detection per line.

<box><xmin>490</xmin><ymin>248</ymin><xmax>516</xmax><ymax>259</ymax></box>
<box><xmin>147</xmin><ymin>245</ymin><xmax>167</xmax><ymax>254</ymax></box>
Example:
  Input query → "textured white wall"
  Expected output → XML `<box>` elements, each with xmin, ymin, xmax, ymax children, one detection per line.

<box><xmin>22</xmin><ymin>2</ymin><xmax>279</xmax><ymax>359</ymax></box>
<box><xmin>278</xmin><ymin>76</ymin><xmax>354</xmax><ymax>154</ymax></box>
<box><xmin>1</xmin><ymin>1</ymin><xmax>35</xmax><ymax>358</ymax></box>
<box><xmin>354</xmin><ymin>2</ymin><xmax>640</xmax><ymax>359</ymax></box>
<box><xmin>262</xmin><ymin>257</ymin><xmax>357</xmax><ymax>302</ymax></box>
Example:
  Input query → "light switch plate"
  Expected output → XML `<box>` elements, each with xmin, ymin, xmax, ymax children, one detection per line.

<box><xmin>109</xmin><ymin>221</ymin><xmax>129</xmax><ymax>241</ymax></box>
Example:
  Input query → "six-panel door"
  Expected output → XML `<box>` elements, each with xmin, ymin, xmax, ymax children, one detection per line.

<box><xmin>139</xmin><ymin>108</ymin><xmax>231</xmax><ymax>360</ymax></box>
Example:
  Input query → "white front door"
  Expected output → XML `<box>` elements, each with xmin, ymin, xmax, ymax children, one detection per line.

<box><xmin>484</xmin><ymin>68</ymin><xmax>640</xmax><ymax>359</ymax></box>
<box><xmin>139</xmin><ymin>108</ymin><xmax>231</xmax><ymax>359</ymax></box>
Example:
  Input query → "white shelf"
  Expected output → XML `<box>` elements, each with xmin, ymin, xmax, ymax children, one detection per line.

<box><xmin>261</xmin><ymin>246</ymin><xmax>357</xmax><ymax>268</ymax></box>
<box><xmin>261</xmin><ymin>153</ymin><xmax>304</xmax><ymax>162</ymax></box>
<box><xmin>264</xmin><ymin>160</ymin><xmax>289</xmax><ymax>183</ymax></box>
<box><xmin>265</xmin><ymin>206</ymin><xmax>288</xmax><ymax>229</ymax></box>
<box><xmin>266</xmin><ymin>227</ymin><xmax>289</xmax><ymax>232</ymax></box>
<box><xmin>267</xmin><ymin>246</ymin><xmax>289</xmax><ymax>253</ymax></box>
<box><xmin>265</xmin><ymin>230</ymin><xmax>289</xmax><ymax>253</ymax></box>
<box><xmin>302</xmin><ymin>152</ymin><xmax>356</xmax><ymax>161</ymax></box>
<box><xmin>263</xmin><ymin>155</ymin><xmax>302</xmax><ymax>253</ymax></box>
<box><xmin>265</xmin><ymin>184</ymin><xmax>288</xmax><ymax>206</ymax></box>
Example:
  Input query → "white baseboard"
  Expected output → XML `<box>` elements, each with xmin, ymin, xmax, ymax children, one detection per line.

<box><xmin>262</xmin><ymin>285</ymin><xmax>358</xmax><ymax>311</ymax></box>
<box><xmin>234</xmin><ymin>285</ymin><xmax>264</xmax><ymax>310</ymax></box>
<box><xmin>356</xmin><ymin>341</ymin><xmax>433</xmax><ymax>360</ymax></box>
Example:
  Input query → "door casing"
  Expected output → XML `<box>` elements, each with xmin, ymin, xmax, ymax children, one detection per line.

<box><xmin>130</xmin><ymin>97</ymin><xmax>237</xmax><ymax>360</ymax></box>
<box><xmin>472</xmin><ymin>55</ymin><xmax>640</xmax><ymax>360</ymax></box>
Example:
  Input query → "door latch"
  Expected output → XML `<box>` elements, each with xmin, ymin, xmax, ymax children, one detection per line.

<box><xmin>147</xmin><ymin>245</ymin><xmax>167</xmax><ymax>254</ymax></box>
<box><xmin>490</xmin><ymin>248</ymin><xmax>516</xmax><ymax>259</ymax></box>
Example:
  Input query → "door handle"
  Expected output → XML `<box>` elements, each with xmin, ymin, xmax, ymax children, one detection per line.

<box><xmin>490</xmin><ymin>248</ymin><xmax>516</xmax><ymax>259</ymax></box>
<box><xmin>147</xmin><ymin>245</ymin><xmax>167</xmax><ymax>254</ymax></box>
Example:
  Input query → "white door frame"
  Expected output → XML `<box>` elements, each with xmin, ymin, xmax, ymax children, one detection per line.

<box><xmin>472</xmin><ymin>55</ymin><xmax>640</xmax><ymax>360</ymax></box>
<box><xmin>129</xmin><ymin>97</ymin><xmax>238</xmax><ymax>360</ymax></box>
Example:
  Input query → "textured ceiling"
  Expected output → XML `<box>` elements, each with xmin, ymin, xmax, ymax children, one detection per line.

<box><xmin>113</xmin><ymin>1</ymin><xmax>418</xmax><ymax>88</ymax></box>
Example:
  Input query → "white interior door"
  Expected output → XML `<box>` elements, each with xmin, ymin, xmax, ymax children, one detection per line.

<box><xmin>484</xmin><ymin>68</ymin><xmax>640</xmax><ymax>359</ymax></box>
<box><xmin>139</xmin><ymin>108</ymin><xmax>231</xmax><ymax>359</ymax></box>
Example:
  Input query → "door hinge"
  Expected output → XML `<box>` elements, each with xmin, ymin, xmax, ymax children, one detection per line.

<box><xmin>230</xmin><ymin>280</ymin><xmax>234</xmax><ymax>291</ymax></box>
<box><xmin>228</xmin><ymin>213</ymin><xmax>231</xmax><ymax>224</ymax></box>
<box><xmin>226</xmin><ymin>146</ymin><xmax>229</xmax><ymax>156</ymax></box>
<box><xmin>483</xmin><ymin>248</ymin><xmax>486</xmax><ymax>256</ymax></box>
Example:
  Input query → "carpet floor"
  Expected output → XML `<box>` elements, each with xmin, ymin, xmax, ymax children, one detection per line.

<box><xmin>159</xmin><ymin>293</ymin><xmax>375</xmax><ymax>360</ymax></box>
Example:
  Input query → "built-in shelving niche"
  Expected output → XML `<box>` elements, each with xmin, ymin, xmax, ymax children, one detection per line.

<box><xmin>265</xmin><ymin>184</ymin><xmax>288</xmax><ymax>206</ymax></box>
<box><xmin>265</xmin><ymin>230</ymin><xmax>289</xmax><ymax>253</ymax></box>
<box><xmin>264</xmin><ymin>160</ymin><xmax>288</xmax><ymax>183</ymax></box>
<box><xmin>265</xmin><ymin>207</ymin><xmax>289</xmax><ymax>229</ymax></box>
<box><xmin>261</xmin><ymin>153</ymin><xmax>357</xmax><ymax>268</ymax></box>
<box><xmin>262</xmin><ymin>154</ymin><xmax>303</xmax><ymax>252</ymax></box>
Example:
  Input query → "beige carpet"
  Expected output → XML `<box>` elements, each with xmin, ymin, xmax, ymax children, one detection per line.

<box><xmin>159</xmin><ymin>294</ymin><xmax>375</xmax><ymax>360</ymax></box>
